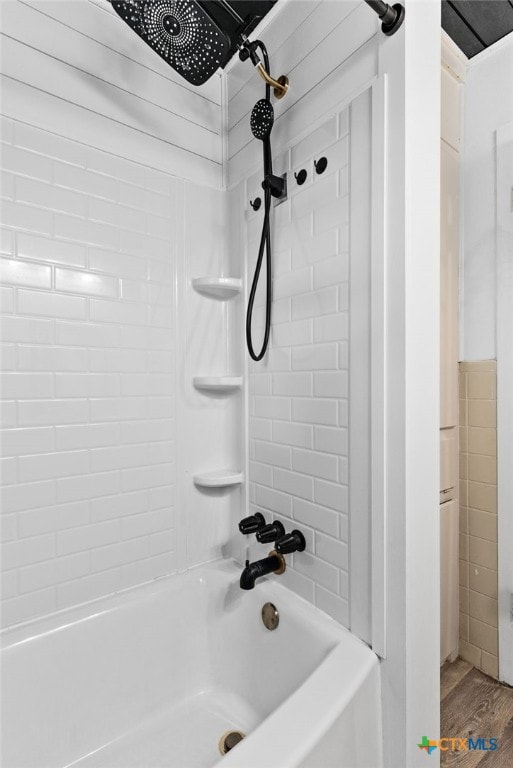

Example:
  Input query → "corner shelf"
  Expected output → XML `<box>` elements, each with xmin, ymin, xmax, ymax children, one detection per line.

<box><xmin>193</xmin><ymin>376</ymin><xmax>243</xmax><ymax>393</ymax></box>
<box><xmin>192</xmin><ymin>277</ymin><xmax>242</xmax><ymax>300</ymax></box>
<box><xmin>193</xmin><ymin>470</ymin><xmax>244</xmax><ymax>488</ymax></box>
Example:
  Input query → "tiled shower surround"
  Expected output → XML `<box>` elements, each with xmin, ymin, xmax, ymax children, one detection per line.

<box><xmin>2</xmin><ymin>55</ymin><xmax>370</xmax><ymax>633</ymax></box>
<box><xmin>0</xmin><ymin>119</ymin><xmax>180</xmax><ymax>627</ymax></box>
<box><xmin>245</xmin><ymin>109</ymin><xmax>355</xmax><ymax>627</ymax></box>
<box><xmin>459</xmin><ymin>360</ymin><xmax>498</xmax><ymax>678</ymax></box>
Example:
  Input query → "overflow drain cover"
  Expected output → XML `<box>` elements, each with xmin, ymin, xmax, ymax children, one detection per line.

<box><xmin>219</xmin><ymin>730</ymin><xmax>245</xmax><ymax>755</ymax></box>
<box><xmin>262</xmin><ymin>602</ymin><xmax>279</xmax><ymax>630</ymax></box>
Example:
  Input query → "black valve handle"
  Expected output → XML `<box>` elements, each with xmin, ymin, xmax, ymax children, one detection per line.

<box><xmin>239</xmin><ymin>512</ymin><xmax>266</xmax><ymax>535</ymax></box>
<box><xmin>275</xmin><ymin>530</ymin><xmax>306</xmax><ymax>554</ymax></box>
<box><xmin>256</xmin><ymin>521</ymin><xmax>285</xmax><ymax>544</ymax></box>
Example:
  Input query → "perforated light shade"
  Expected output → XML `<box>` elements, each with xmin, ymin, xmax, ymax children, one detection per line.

<box><xmin>111</xmin><ymin>0</ymin><xmax>231</xmax><ymax>85</ymax></box>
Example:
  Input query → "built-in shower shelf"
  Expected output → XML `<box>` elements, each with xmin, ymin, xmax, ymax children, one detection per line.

<box><xmin>193</xmin><ymin>376</ymin><xmax>243</xmax><ymax>392</ymax></box>
<box><xmin>192</xmin><ymin>277</ymin><xmax>242</xmax><ymax>299</ymax></box>
<box><xmin>193</xmin><ymin>470</ymin><xmax>244</xmax><ymax>488</ymax></box>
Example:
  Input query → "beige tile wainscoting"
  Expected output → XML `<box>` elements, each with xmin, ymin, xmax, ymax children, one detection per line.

<box><xmin>459</xmin><ymin>361</ymin><xmax>498</xmax><ymax>678</ymax></box>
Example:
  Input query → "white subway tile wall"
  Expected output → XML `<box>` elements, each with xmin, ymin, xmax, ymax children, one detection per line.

<box><xmin>0</xmin><ymin>117</ymin><xmax>180</xmax><ymax>627</ymax></box>
<box><xmin>247</xmin><ymin>113</ymin><xmax>351</xmax><ymax>627</ymax></box>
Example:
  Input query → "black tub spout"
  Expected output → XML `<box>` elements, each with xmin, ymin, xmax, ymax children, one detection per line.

<box><xmin>239</xmin><ymin>551</ymin><xmax>285</xmax><ymax>590</ymax></box>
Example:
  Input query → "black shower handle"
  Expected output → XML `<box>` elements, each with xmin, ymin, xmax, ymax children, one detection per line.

<box><xmin>239</xmin><ymin>512</ymin><xmax>266</xmax><ymax>535</ymax></box>
<box><xmin>256</xmin><ymin>521</ymin><xmax>285</xmax><ymax>544</ymax></box>
<box><xmin>276</xmin><ymin>530</ymin><xmax>306</xmax><ymax>554</ymax></box>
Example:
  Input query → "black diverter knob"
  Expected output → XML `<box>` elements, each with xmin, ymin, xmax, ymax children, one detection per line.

<box><xmin>256</xmin><ymin>521</ymin><xmax>285</xmax><ymax>544</ymax></box>
<box><xmin>239</xmin><ymin>512</ymin><xmax>266</xmax><ymax>535</ymax></box>
<box><xmin>275</xmin><ymin>530</ymin><xmax>306</xmax><ymax>554</ymax></box>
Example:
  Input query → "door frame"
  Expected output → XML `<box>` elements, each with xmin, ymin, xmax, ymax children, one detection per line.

<box><xmin>496</xmin><ymin>120</ymin><xmax>513</xmax><ymax>685</ymax></box>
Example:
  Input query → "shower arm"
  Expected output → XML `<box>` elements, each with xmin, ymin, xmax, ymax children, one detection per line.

<box><xmin>237</xmin><ymin>37</ymin><xmax>289</xmax><ymax>99</ymax></box>
<box><xmin>211</xmin><ymin>0</ymin><xmax>289</xmax><ymax>99</ymax></box>
<box><xmin>254</xmin><ymin>63</ymin><xmax>289</xmax><ymax>100</ymax></box>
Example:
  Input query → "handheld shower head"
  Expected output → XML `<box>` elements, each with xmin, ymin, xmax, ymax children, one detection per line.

<box><xmin>250</xmin><ymin>99</ymin><xmax>274</xmax><ymax>141</ymax></box>
<box><xmin>111</xmin><ymin>0</ymin><xmax>231</xmax><ymax>85</ymax></box>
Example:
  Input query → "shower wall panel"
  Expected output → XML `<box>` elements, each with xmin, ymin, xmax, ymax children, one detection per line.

<box><xmin>0</xmin><ymin>1</ymin><xmax>230</xmax><ymax>627</ymax></box>
<box><xmin>0</xmin><ymin>0</ymin><xmax>223</xmax><ymax>185</ymax></box>
<box><xmin>176</xmin><ymin>181</ymin><xmax>244</xmax><ymax>569</ymax></box>
<box><xmin>0</xmin><ymin>119</ymin><xmax>235</xmax><ymax>628</ymax></box>
<box><xmin>0</xmin><ymin>125</ymin><xmax>181</xmax><ymax>627</ymax></box>
<box><xmin>226</xmin><ymin>1</ymin><xmax>377</xmax><ymax>631</ymax></box>
<box><xmin>237</xmin><ymin>99</ymin><xmax>372</xmax><ymax>630</ymax></box>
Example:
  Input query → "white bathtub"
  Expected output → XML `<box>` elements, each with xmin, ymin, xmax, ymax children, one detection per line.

<box><xmin>1</xmin><ymin>559</ymin><xmax>382</xmax><ymax>768</ymax></box>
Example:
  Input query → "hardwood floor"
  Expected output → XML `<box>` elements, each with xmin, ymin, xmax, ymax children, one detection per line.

<box><xmin>440</xmin><ymin>658</ymin><xmax>513</xmax><ymax>767</ymax></box>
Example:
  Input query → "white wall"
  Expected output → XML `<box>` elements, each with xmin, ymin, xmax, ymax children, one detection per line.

<box><xmin>0</xmin><ymin>116</ymin><xmax>238</xmax><ymax>626</ymax></box>
<box><xmin>0</xmin><ymin>0</ymin><xmax>222</xmax><ymax>186</ymax></box>
<box><xmin>461</xmin><ymin>33</ymin><xmax>513</xmax><ymax>360</ymax></box>
<box><xmin>378</xmin><ymin>4</ymin><xmax>440</xmax><ymax>765</ymax></box>
<box><xmin>0</xmin><ymin>124</ymin><xmax>178</xmax><ymax>625</ymax></box>
<box><xmin>0</xmin><ymin>0</ymin><xmax>236</xmax><ymax>626</ymax></box>
<box><xmin>176</xmin><ymin>180</ymin><xmax>244</xmax><ymax>569</ymax></box>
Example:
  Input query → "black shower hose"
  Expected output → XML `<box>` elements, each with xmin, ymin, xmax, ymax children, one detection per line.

<box><xmin>245</xmin><ymin>184</ymin><xmax>272</xmax><ymax>361</ymax></box>
<box><xmin>246</xmin><ymin>43</ymin><xmax>272</xmax><ymax>363</ymax></box>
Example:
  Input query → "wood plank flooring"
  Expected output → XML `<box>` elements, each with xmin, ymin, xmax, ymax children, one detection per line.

<box><xmin>440</xmin><ymin>658</ymin><xmax>513</xmax><ymax>767</ymax></box>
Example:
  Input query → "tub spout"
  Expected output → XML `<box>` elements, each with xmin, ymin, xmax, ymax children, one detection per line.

<box><xmin>240</xmin><ymin>551</ymin><xmax>286</xmax><ymax>590</ymax></box>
